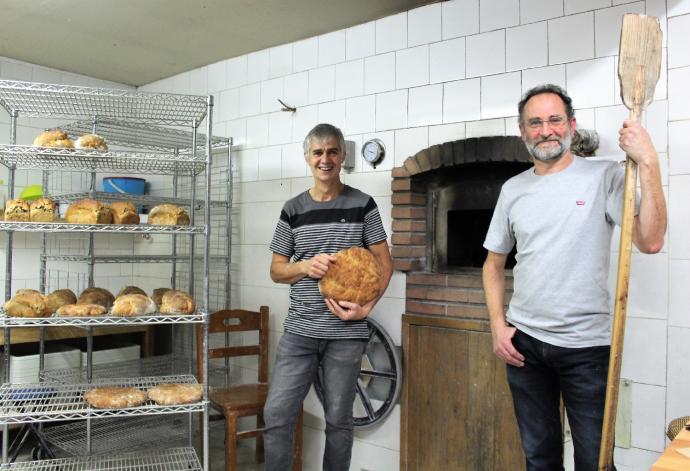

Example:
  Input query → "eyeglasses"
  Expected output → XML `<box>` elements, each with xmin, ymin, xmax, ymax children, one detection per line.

<box><xmin>525</xmin><ymin>116</ymin><xmax>568</xmax><ymax>130</ymax></box>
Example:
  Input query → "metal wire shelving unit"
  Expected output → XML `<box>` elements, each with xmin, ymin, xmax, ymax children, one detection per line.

<box><xmin>0</xmin><ymin>79</ymin><xmax>222</xmax><ymax>470</ymax></box>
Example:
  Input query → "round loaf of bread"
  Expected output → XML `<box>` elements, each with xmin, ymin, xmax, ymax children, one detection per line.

<box><xmin>75</xmin><ymin>134</ymin><xmax>108</xmax><ymax>152</ymax></box>
<box><xmin>117</xmin><ymin>286</ymin><xmax>147</xmax><ymax>297</ymax></box>
<box><xmin>65</xmin><ymin>199</ymin><xmax>113</xmax><ymax>224</ymax></box>
<box><xmin>110</xmin><ymin>201</ymin><xmax>140</xmax><ymax>225</ymax></box>
<box><xmin>4</xmin><ymin>291</ymin><xmax>52</xmax><ymax>317</ymax></box>
<box><xmin>318</xmin><ymin>247</ymin><xmax>382</xmax><ymax>305</ymax></box>
<box><xmin>147</xmin><ymin>383</ymin><xmax>202</xmax><ymax>405</ymax></box>
<box><xmin>148</xmin><ymin>204</ymin><xmax>190</xmax><ymax>226</ymax></box>
<box><xmin>56</xmin><ymin>303</ymin><xmax>107</xmax><ymax>317</ymax></box>
<box><xmin>45</xmin><ymin>289</ymin><xmax>77</xmax><ymax>312</ymax></box>
<box><xmin>84</xmin><ymin>387</ymin><xmax>147</xmax><ymax>409</ymax></box>
<box><xmin>159</xmin><ymin>290</ymin><xmax>196</xmax><ymax>314</ymax></box>
<box><xmin>78</xmin><ymin>287</ymin><xmax>115</xmax><ymax>309</ymax></box>
<box><xmin>111</xmin><ymin>294</ymin><xmax>156</xmax><ymax>317</ymax></box>
<box><xmin>33</xmin><ymin>129</ymin><xmax>74</xmax><ymax>149</ymax></box>
<box><xmin>152</xmin><ymin>288</ymin><xmax>172</xmax><ymax>307</ymax></box>
<box><xmin>5</xmin><ymin>199</ymin><xmax>30</xmax><ymax>222</ymax></box>
<box><xmin>29</xmin><ymin>198</ymin><xmax>57</xmax><ymax>223</ymax></box>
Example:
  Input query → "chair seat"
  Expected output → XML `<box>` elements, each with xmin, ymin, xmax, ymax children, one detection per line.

<box><xmin>210</xmin><ymin>383</ymin><xmax>269</xmax><ymax>413</ymax></box>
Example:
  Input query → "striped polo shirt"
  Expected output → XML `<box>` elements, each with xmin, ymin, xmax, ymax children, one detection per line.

<box><xmin>269</xmin><ymin>185</ymin><xmax>388</xmax><ymax>339</ymax></box>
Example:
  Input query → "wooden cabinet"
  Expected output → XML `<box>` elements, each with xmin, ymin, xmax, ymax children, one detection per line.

<box><xmin>401</xmin><ymin>314</ymin><xmax>524</xmax><ymax>470</ymax></box>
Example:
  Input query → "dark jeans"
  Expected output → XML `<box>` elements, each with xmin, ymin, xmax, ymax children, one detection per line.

<box><xmin>507</xmin><ymin>329</ymin><xmax>615</xmax><ymax>471</ymax></box>
<box><xmin>263</xmin><ymin>331</ymin><xmax>366</xmax><ymax>471</ymax></box>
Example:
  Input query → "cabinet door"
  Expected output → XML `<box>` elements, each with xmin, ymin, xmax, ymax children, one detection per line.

<box><xmin>404</xmin><ymin>324</ymin><xmax>524</xmax><ymax>470</ymax></box>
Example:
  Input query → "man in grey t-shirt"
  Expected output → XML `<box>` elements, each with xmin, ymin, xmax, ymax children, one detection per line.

<box><xmin>482</xmin><ymin>84</ymin><xmax>666</xmax><ymax>471</ymax></box>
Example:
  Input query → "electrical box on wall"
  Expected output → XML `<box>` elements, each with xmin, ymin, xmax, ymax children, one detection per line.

<box><xmin>343</xmin><ymin>140</ymin><xmax>355</xmax><ymax>170</ymax></box>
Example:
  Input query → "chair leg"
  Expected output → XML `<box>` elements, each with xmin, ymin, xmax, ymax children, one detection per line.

<box><xmin>292</xmin><ymin>409</ymin><xmax>303</xmax><ymax>471</ymax></box>
<box><xmin>225</xmin><ymin>413</ymin><xmax>238</xmax><ymax>471</ymax></box>
<box><xmin>255</xmin><ymin>412</ymin><xmax>265</xmax><ymax>463</ymax></box>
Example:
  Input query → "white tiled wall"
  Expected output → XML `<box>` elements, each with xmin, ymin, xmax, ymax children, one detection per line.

<box><xmin>134</xmin><ymin>0</ymin><xmax>690</xmax><ymax>469</ymax></box>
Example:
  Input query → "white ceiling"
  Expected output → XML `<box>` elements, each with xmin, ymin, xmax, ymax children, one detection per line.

<box><xmin>0</xmin><ymin>0</ymin><xmax>437</xmax><ymax>87</ymax></box>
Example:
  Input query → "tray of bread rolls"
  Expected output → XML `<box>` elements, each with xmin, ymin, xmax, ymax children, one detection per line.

<box><xmin>0</xmin><ymin>446</ymin><xmax>201</xmax><ymax>471</ymax></box>
<box><xmin>0</xmin><ymin>375</ymin><xmax>204</xmax><ymax>424</ymax></box>
<box><xmin>1</xmin><ymin>287</ymin><xmax>204</xmax><ymax>326</ymax></box>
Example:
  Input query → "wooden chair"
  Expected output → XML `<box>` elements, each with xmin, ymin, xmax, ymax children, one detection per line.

<box><xmin>196</xmin><ymin>307</ymin><xmax>302</xmax><ymax>471</ymax></box>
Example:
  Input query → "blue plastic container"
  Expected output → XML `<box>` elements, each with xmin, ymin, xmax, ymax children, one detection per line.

<box><xmin>103</xmin><ymin>177</ymin><xmax>146</xmax><ymax>212</ymax></box>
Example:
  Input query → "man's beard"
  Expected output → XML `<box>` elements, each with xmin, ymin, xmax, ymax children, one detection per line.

<box><xmin>523</xmin><ymin>131</ymin><xmax>572</xmax><ymax>162</ymax></box>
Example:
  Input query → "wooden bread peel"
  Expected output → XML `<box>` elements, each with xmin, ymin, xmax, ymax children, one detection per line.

<box><xmin>598</xmin><ymin>13</ymin><xmax>662</xmax><ymax>471</ymax></box>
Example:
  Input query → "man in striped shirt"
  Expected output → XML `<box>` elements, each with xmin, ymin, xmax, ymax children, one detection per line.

<box><xmin>264</xmin><ymin>123</ymin><xmax>393</xmax><ymax>470</ymax></box>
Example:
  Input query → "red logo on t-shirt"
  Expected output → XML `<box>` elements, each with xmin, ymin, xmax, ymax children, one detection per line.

<box><xmin>576</xmin><ymin>200</ymin><xmax>585</xmax><ymax>206</ymax></box>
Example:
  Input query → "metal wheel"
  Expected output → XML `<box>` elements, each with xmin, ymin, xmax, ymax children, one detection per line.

<box><xmin>314</xmin><ymin>317</ymin><xmax>402</xmax><ymax>429</ymax></box>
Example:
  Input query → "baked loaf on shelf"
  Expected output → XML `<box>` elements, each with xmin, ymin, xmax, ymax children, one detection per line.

<box><xmin>4</xmin><ymin>290</ymin><xmax>52</xmax><ymax>317</ymax></box>
<box><xmin>148</xmin><ymin>204</ymin><xmax>190</xmax><ymax>226</ymax></box>
<box><xmin>56</xmin><ymin>303</ymin><xmax>107</xmax><ymax>317</ymax></box>
<box><xmin>117</xmin><ymin>286</ymin><xmax>147</xmax><ymax>297</ymax></box>
<box><xmin>110</xmin><ymin>201</ymin><xmax>140</xmax><ymax>225</ymax></box>
<box><xmin>147</xmin><ymin>383</ymin><xmax>203</xmax><ymax>405</ymax></box>
<box><xmin>5</xmin><ymin>199</ymin><xmax>30</xmax><ymax>222</ymax></box>
<box><xmin>45</xmin><ymin>289</ymin><xmax>77</xmax><ymax>312</ymax></box>
<box><xmin>78</xmin><ymin>287</ymin><xmax>115</xmax><ymax>309</ymax></box>
<box><xmin>29</xmin><ymin>198</ymin><xmax>57</xmax><ymax>222</ymax></box>
<box><xmin>65</xmin><ymin>199</ymin><xmax>113</xmax><ymax>224</ymax></box>
<box><xmin>84</xmin><ymin>387</ymin><xmax>147</xmax><ymax>409</ymax></box>
<box><xmin>151</xmin><ymin>288</ymin><xmax>171</xmax><ymax>307</ymax></box>
<box><xmin>75</xmin><ymin>134</ymin><xmax>108</xmax><ymax>152</ymax></box>
<box><xmin>318</xmin><ymin>247</ymin><xmax>382</xmax><ymax>305</ymax></box>
<box><xmin>33</xmin><ymin>129</ymin><xmax>74</xmax><ymax>149</ymax></box>
<box><xmin>111</xmin><ymin>294</ymin><xmax>156</xmax><ymax>317</ymax></box>
<box><xmin>159</xmin><ymin>290</ymin><xmax>196</xmax><ymax>314</ymax></box>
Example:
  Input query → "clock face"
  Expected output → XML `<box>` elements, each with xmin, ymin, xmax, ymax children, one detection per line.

<box><xmin>362</xmin><ymin>139</ymin><xmax>385</xmax><ymax>165</ymax></box>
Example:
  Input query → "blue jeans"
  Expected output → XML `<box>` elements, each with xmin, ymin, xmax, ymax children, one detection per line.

<box><xmin>507</xmin><ymin>329</ymin><xmax>615</xmax><ymax>471</ymax></box>
<box><xmin>263</xmin><ymin>332</ymin><xmax>367</xmax><ymax>471</ymax></box>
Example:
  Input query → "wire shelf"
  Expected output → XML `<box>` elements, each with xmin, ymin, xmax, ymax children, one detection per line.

<box><xmin>0</xmin><ymin>80</ymin><xmax>209</xmax><ymax>126</ymax></box>
<box><xmin>42</xmin><ymin>254</ymin><xmax>228</xmax><ymax>264</ymax></box>
<box><xmin>49</xmin><ymin>191</ymin><xmax>227</xmax><ymax>209</ymax></box>
<box><xmin>0</xmin><ymin>145</ymin><xmax>206</xmax><ymax>175</ymax></box>
<box><xmin>0</xmin><ymin>375</ymin><xmax>203</xmax><ymax>424</ymax></box>
<box><xmin>0</xmin><ymin>221</ymin><xmax>205</xmax><ymax>234</ymax></box>
<box><xmin>42</xmin><ymin>415</ymin><xmax>191</xmax><ymax>456</ymax></box>
<box><xmin>0</xmin><ymin>310</ymin><xmax>206</xmax><ymax>327</ymax></box>
<box><xmin>40</xmin><ymin>354</ymin><xmax>189</xmax><ymax>383</ymax></box>
<box><xmin>61</xmin><ymin>118</ymin><xmax>229</xmax><ymax>152</ymax></box>
<box><xmin>0</xmin><ymin>446</ymin><xmax>201</xmax><ymax>470</ymax></box>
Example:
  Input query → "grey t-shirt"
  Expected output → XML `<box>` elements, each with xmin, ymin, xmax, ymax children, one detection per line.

<box><xmin>483</xmin><ymin>156</ymin><xmax>628</xmax><ymax>348</ymax></box>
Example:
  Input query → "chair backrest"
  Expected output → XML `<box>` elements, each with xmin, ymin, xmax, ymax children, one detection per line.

<box><xmin>195</xmin><ymin>306</ymin><xmax>269</xmax><ymax>385</ymax></box>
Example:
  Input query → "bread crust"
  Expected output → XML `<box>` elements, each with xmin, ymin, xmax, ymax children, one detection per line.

<box><xmin>33</xmin><ymin>129</ymin><xmax>74</xmax><ymax>149</ymax></box>
<box><xmin>66</xmin><ymin>199</ymin><xmax>113</xmax><ymax>224</ymax></box>
<box><xmin>4</xmin><ymin>291</ymin><xmax>52</xmax><ymax>317</ymax></box>
<box><xmin>159</xmin><ymin>290</ymin><xmax>196</xmax><ymax>314</ymax></box>
<box><xmin>56</xmin><ymin>303</ymin><xmax>107</xmax><ymax>317</ymax></box>
<box><xmin>84</xmin><ymin>387</ymin><xmax>147</xmax><ymax>409</ymax></box>
<box><xmin>147</xmin><ymin>383</ymin><xmax>202</xmax><ymax>405</ymax></box>
<box><xmin>75</xmin><ymin>134</ymin><xmax>108</xmax><ymax>152</ymax></box>
<box><xmin>78</xmin><ymin>287</ymin><xmax>115</xmax><ymax>309</ymax></box>
<box><xmin>45</xmin><ymin>289</ymin><xmax>77</xmax><ymax>312</ymax></box>
<box><xmin>110</xmin><ymin>201</ymin><xmax>140</xmax><ymax>225</ymax></box>
<box><xmin>5</xmin><ymin>199</ymin><xmax>30</xmax><ymax>222</ymax></box>
<box><xmin>152</xmin><ymin>288</ymin><xmax>172</xmax><ymax>307</ymax></box>
<box><xmin>111</xmin><ymin>294</ymin><xmax>156</xmax><ymax>317</ymax></box>
<box><xmin>148</xmin><ymin>204</ymin><xmax>190</xmax><ymax>226</ymax></box>
<box><xmin>117</xmin><ymin>286</ymin><xmax>147</xmax><ymax>297</ymax></box>
<box><xmin>29</xmin><ymin>198</ymin><xmax>57</xmax><ymax>222</ymax></box>
<box><xmin>318</xmin><ymin>247</ymin><xmax>382</xmax><ymax>305</ymax></box>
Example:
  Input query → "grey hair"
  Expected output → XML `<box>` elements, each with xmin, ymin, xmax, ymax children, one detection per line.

<box><xmin>302</xmin><ymin>123</ymin><xmax>346</xmax><ymax>155</ymax></box>
<box><xmin>518</xmin><ymin>84</ymin><xmax>575</xmax><ymax>123</ymax></box>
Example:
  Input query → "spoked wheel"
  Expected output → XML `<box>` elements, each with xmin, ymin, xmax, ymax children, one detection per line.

<box><xmin>314</xmin><ymin>317</ymin><xmax>402</xmax><ymax>429</ymax></box>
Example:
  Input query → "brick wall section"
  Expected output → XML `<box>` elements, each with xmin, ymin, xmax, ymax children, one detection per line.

<box><xmin>391</xmin><ymin>136</ymin><xmax>527</xmax><ymax>319</ymax></box>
